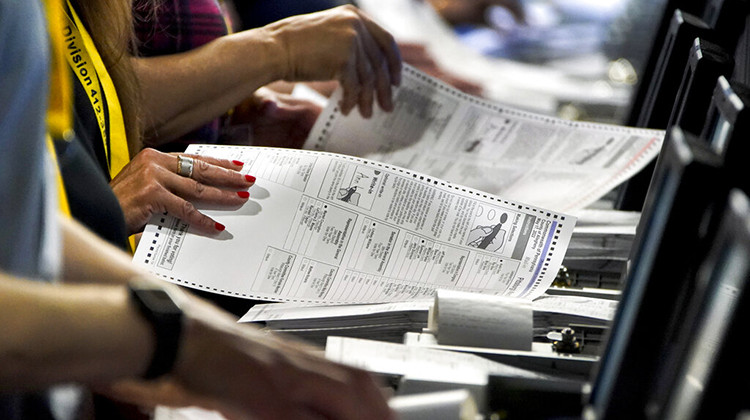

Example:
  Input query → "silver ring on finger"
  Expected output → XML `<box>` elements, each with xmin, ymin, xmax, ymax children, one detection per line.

<box><xmin>176</xmin><ymin>155</ymin><xmax>195</xmax><ymax>178</ymax></box>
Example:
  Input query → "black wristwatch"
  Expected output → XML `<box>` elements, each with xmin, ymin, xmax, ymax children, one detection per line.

<box><xmin>128</xmin><ymin>278</ymin><xmax>184</xmax><ymax>380</ymax></box>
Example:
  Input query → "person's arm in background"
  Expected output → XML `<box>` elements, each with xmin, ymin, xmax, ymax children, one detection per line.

<box><xmin>136</xmin><ymin>5</ymin><xmax>401</xmax><ymax>144</ymax></box>
<box><xmin>59</xmin><ymin>214</ymin><xmax>149</xmax><ymax>284</ymax></box>
<box><xmin>0</xmin><ymin>273</ymin><xmax>394</xmax><ymax>419</ymax></box>
<box><xmin>3</xmin><ymin>215</ymin><xmax>395</xmax><ymax>420</ymax></box>
<box><xmin>0</xmin><ymin>274</ymin><xmax>153</xmax><ymax>388</ymax></box>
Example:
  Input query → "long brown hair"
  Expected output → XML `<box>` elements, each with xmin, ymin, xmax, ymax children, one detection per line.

<box><xmin>73</xmin><ymin>0</ymin><xmax>144</xmax><ymax>156</ymax></box>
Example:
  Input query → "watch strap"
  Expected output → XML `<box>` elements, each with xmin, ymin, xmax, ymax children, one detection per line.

<box><xmin>128</xmin><ymin>279</ymin><xmax>184</xmax><ymax>380</ymax></box>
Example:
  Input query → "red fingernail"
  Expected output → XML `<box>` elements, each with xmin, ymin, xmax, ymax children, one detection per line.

<box><xmin>215</xmin><ymin>222</ymin><xmax>225</xmax><ymax>231</ymax></box>
<box><xmin>237</xmin><ymin>191</ymin><xmax>250</xmax><ymax>198</ymax></box>
<box><xmin>245</xmin><ymin>175</ymin><xmax>256</xmax><ymax>183</ymax></box>
<box><xmin>233</xmin><ymin>160</ymin><xmax>245</xmax><ymax>166</ymax></box>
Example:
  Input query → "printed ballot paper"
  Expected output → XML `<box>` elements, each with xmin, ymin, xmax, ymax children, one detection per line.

<box><xmin>133</xmin><ymin>145</ymin><xmax>576</xmax><ymax>303</ymax></box>
<box><xmin>237</xmin><ymin>291</ymin><xmax>615</xmax><ymax>349</ymax></box>
<box><xmin>305</xmin><ymin>65</ymin><xmax>664</xmax><ymax>212</ymax></box>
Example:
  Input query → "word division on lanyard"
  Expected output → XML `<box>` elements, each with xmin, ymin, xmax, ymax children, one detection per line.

<box><xmin>62</xmin><ymin>0</ymin><xmax>129</xmax><ymax>179</ymax></box>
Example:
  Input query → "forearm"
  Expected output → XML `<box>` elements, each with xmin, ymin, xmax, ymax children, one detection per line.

<box><xmin>135</xmin><ymin>27</ymin><xmax>285</xmax><ymax>143</ymax></box>
<box><xmin>0</xmin><ymin>275</ymin><xmax>152</xmax><ymax>390</ymax></box>
<box><xmin>143</xmin><ymin>83</ymin><xmax>254</xmax><ymax>143</ymax></box>
<box><xmin>60</xmin><ymin>215</ymin><xmax>148</xmax><ymax>285</ymax></box>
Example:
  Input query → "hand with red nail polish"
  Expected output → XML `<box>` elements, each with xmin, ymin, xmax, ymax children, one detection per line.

<box><xmin>110</xmin><ymin>148</ymin><xmax>252</xmax><ymax>235</ymax></box>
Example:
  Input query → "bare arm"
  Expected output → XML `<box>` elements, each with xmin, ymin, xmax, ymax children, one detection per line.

<box><xmin>59</xmin><ymin>214</ymin><xmax>148</xmax><ymax>284</ymax></box>
<box><xmin>0</xmin><ymin>275</ymin><xmax>153</xmax><ymax>390</ymax></box>
<box><xmin>134</xmin><ymin>29</ymin><xmax>282</xmax><ymax>143</ymax></box>
<box><xmin>136</xmin><ymin>5</ymin><xmax>401</xmax><ymax>144</ymax></box>
<box><xmin>10</xmin><ymin>215</ymin><xmax>395</xmax><ymax>419</ymax></box>
<box><xmin>1</xmin><ymin>254</ymin><xmax>394</xmax><ymax>419</ymax></box>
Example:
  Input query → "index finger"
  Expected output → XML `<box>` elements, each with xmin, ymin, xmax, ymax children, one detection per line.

<box><xmin>355</xmin><ymin>21</ymin><xmax>395</xmax><ymax>113</ymax></box>
<box><xmin>353</xmin><ymin>8</ymin><xmax>402</xmax><ymax>87</ymax></box>
<box><xmin>158</xmin><ymin>188</ymin><xmax>227</xmax><ymax>234</ymax></box>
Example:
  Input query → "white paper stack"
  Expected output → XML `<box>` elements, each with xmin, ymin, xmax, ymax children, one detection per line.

<box><xmin>559</xmin><ymin>208</ymin><xmax>640</xmax><ymax>289</ymax></box>
<box><xmin>532</xmin><ymin>294</ymin><xmax>616</xmax><ymax>344</ymax></box>
<box><xmin>566</xmin><ymin>209</ymin><xmax>638</xmax><ymax>258</ymax></box>
<box><xmin>240</xmin><ymin>300</ymin><xmax>433</xmax><ymax>346</ymax></box>
<box><xmin>240</xmin><ymin>292</ymin><xmax>616</xmax><ymax>348</ymax></box>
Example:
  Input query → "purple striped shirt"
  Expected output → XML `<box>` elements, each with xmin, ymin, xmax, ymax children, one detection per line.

<box><xmin>133</xmin><ymin>0</ymin><xmax>231</xmax><ymax>147</ymax></box>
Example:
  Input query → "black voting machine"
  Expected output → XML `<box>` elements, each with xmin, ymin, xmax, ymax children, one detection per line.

<box><xmin>616</xmin><ymin>0</ymin><xmax>749</xmax><ymax>210</ymax></box>
<box><xmin>483</xmin><ymin>0</ymin><xmax>750</xmax><ymax>418</ymax></box>
<box><xmin>486</xmin><ymin>124</ymin><xmax>749</xmax><ymax>420</ymax></box>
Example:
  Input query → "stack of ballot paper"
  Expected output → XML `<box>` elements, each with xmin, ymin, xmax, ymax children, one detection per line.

<box><xmin>531</xmin><ymin>294</ymin><xmax>616</xmax><ymax>348</ymax></box>
<box><xmin>240</xmin><ymin>290</ymin><xmax>615</xmax><ymax>348</ymax></box>
<box><xmin>533</xmin><ymin>293</ymin><xmax>616</xmax><ymax>323</ymax></box>
<box><xmin>325</xmin><ymin>335</ymin><xmax>551</xmax><ymax>407</ymax></box>
<box><xmin>565</xmin><ymin>227</ymin><xmax>634</xmax><ymax>260</ymax></box>
<box><xmin>566</xmin><ymin>209</ymin><xmax>639</xmax><ymax>258</ymax></box>
<box><xmin>240</xmin><ymin>300</ymin><xmax>433</xmax><ymax>346</ymax></box>
<box><xmin>559</xmin><ymin>208</ymin><xmax>640</xmax><ymax>289</ymax></box>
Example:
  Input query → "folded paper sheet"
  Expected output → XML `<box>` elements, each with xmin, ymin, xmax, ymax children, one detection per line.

<box><xmin>304</xmin><ymin>65</ymin><xmax>664</xmax><ymax>212</ymax></box>
<box><xmin>134</xmin><ymin>146</ymin><xmax>575</xmax><ymax>303</ymax></box>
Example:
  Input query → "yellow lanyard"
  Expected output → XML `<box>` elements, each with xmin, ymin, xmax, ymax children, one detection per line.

<box><xmin>43</xmin><ymin>0</ymin><xmax>72</xmax><ymax>141</ymax></box>
<box><xmin>62</xmin><ymin>0</ymin><xmax>130</xmax><ymax>179</ymax></box>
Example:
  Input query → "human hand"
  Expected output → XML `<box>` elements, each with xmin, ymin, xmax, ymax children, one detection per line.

<box><xmin>110</xmin><ymin>149</ymin><xmax>255</xmax><ymax>235</ymax></box>
<box><xmin>229</xmin><ymin>87</ymin><xmax>322</xmax><ymax>149</ymax></box>
<box><xmin>101</xmin><ymin>295</ymin><xmax>395</xmax><ymax>420</ymax></box>
<box><xmin>262</xmin><ymin>5</ymin><xmax>402</xmax><ymax>118</ymax></box>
